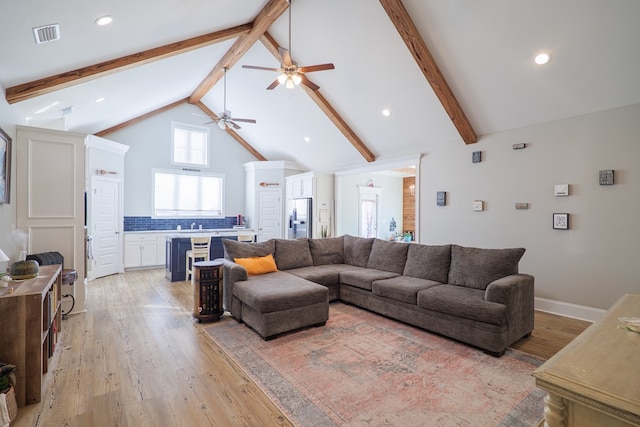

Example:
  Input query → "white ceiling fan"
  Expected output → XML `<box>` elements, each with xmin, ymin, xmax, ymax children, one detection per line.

<box><xmin>242</xmin><ymin>0</ymin><xmax>334</xmax><ymax>90</ymax></box>
<box><xmin>198</xmin><ymin>67</ymin><xmax>256</xmax><ymax>130</ymax></box>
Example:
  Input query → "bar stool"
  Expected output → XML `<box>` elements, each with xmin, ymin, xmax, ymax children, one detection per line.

<box><xmin>186</xmin><ymin>236</ymin><xmax>211</xmax><ymax>281</ymax></box>
<box><xmin>237</xmin><ymin>234</ymin><xmax>255</xmax><ymax>243</ymax></box>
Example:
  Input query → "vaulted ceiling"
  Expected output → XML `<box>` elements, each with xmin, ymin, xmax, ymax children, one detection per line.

<box><xmin>2</xmin><ymin>0</ymin><xmax>639</xmax><ymax>172</ymax></box>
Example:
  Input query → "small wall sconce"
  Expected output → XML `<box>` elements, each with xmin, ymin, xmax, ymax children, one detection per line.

<box><xmin>409</xmin><ymin>184</ymin><xmax>415</xmax><ymax>196</ymax></box>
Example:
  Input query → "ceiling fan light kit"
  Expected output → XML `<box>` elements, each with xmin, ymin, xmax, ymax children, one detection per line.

<box><xmin>242</xmin><ymin>0</ymin><xmax>334</xmax><ymax>91</ymax></box>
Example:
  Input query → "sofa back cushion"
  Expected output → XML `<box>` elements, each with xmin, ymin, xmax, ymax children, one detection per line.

<box><xmin>223</xmin><ymin>238</ymin><xmax>275</xmax><ymax>261</ymax></box>
<box><xmin>367</xmin><ymin>239</ymin><xmax>409</xmax><ymax>274</ymax></box>
<box><xmin>448</xmin><ymin>244</ymin><xmax>525</xmax><ymax>290</ymax></box>
<box><xmin>343</xmin><ymin>235</ymin><xmax>375</xmax><ymax>267</ymax></box>
<box><xmin>308</xmin><ymin>236</ymin><xmax>344</xmax><ymax>265</ymax></box>
<box><xmin>274</xmin><ymin>238</ymin><xmax>314</xmax><ymax>270</ymax></box>
<box><xmin>403</xmin><ymin>244</ymin><xmax>451</xmax><ymax>283</ymax></box>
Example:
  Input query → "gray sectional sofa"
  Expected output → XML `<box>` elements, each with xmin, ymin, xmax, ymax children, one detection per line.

<box><xmin>220</xmin><ymin>235</ymin><xmax>534</xmax><ymax>356</ymax></box>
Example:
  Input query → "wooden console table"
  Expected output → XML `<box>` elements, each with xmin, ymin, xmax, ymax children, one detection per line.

<box><xmin>0</xmin><ymin>264</ymin><xmax>62</xmax><ymax>407</ymax></box>
<box><xmin>533</xmin><ymin>294</ymin><xmax>640</xmax><ymax>426</ymax></box>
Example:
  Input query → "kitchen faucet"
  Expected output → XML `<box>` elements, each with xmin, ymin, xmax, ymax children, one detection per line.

<box><xmin>191</xmin><ymin>222</ymin><xmax>196</xmax><ymax>230</ymax></box>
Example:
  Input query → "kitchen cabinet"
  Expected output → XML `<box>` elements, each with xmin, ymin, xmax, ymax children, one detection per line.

<box><xmin>287</xmin><ymin>172</ymin><xmax>314</xmax><ymax>198</ymax></box>
<box><xmin>124</xmin><ymin>233</ymin><xmax>158</xmax><ymax>268</ymax></box>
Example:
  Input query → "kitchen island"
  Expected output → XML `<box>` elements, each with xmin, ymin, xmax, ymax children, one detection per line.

<box><xmin>165</xmin><ymin>230</ymin><xmax>255</xmax><ymax>282</ymax></box>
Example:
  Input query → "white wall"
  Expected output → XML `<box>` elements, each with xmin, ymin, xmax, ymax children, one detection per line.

<box><xmin>105</xmin><ymin>103</ymin><xmax>257</xmax><ymax>217</ymax></box>
<box><xmin>0</xmin><ymin>82</ymin><xmax>21</xmax><ymax>267</ymax></box>
<box><xmin>338</xmin><ymin>172</ymin><xmax>403</xmax><ymax>239</ymax></box>
<box><xmin>421</xmin><ymin>103</ymin><xmax>640</xmax><ymax>310</ymax></box>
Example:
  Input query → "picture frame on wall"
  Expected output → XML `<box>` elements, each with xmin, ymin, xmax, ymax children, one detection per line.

<box><xmin>0</xmin><ymin>127</ymin><xmax>11</xmax><ymax>204</ymax></box>
<box><xmin>553</xmin><ymin>213</ymin><xmax>569</xmax><ymax>230</ymax></box>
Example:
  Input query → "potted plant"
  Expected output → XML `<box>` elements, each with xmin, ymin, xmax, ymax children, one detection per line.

<box><xmin>0</xmin><ymin>362</ymin><xmax>17</xmax><ymax>422</ymax></box>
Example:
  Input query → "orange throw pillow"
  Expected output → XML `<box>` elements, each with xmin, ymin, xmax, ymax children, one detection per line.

<box><xmin>234</xmin><ymin>254</ymin><xmax>278</xmax><ymax>276</ymax></box>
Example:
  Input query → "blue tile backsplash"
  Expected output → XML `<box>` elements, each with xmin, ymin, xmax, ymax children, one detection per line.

<box><xmin>124</xmin><ymin>216</ymin><xmax>238</xmax><ymax>232</ymax></box>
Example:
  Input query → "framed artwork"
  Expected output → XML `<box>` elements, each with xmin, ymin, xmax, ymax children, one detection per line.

<box><xmin>0</xmin><ymin>127</ymin><xmax>11</xmax><ymax>204</ymax></box>
<box><xmin>472</xmin><ymin>151</ymin><xmax>481</xmax><ymax>163</ymax></box>
<box><xmin>599</xmin><ymin>170</ymin><xmax>614</xmax><ymax>185</ymax></box>
<box><xmin>553</xmin><ymin>213</ymin><xmax>569</xmax><ymax>230</ymax></box>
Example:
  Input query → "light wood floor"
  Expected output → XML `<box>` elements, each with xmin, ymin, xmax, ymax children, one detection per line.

<box><xmin>13</xmin><ymin>268</ymin><xmax>591</xmax><ymax>426</ymax></box>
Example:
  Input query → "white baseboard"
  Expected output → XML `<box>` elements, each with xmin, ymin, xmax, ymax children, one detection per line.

<box><xmin>534</xmin><ymin>297</ymin><xmax>606</xmax><ymax>323</ymax></box>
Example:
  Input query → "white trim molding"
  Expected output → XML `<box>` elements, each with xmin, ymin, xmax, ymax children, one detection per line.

<box><xmin>535</xmin><ymin>297</ymin><xmax>606</xmax><ymax>323</ymax></box>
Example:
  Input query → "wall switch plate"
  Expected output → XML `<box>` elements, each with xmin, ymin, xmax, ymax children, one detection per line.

<box><xmin>472</xmin><ymin>151</ymin><xmax>481</xmax><ymax>163</ymax></box>
<box><xmin>554</xmin><ymin>184</ymin><xmax>569</xmax><ymax>196</ymax></box>
<box><xmin>472</xmin><ymin>200</ymin><xmax>484</xmax><ymax>211</ymax></box>
<box><xmin>515</xmin><ymin>203</ymin><xmax>529</xmax><ymax>210</ymax></box>
<box><xmin>599</xmin><ymin>170</ymin><xmax>614</xmax><ymax>185</ymax></box>
<box><xmin>512</xmin><ymin>143</ymin><xmax>526</xmax><ymax>150</ymax></box>
<box><xmin>436</xmin><ymin>191</ymin><xmax>446</xmax><ymax>206</ymax></box>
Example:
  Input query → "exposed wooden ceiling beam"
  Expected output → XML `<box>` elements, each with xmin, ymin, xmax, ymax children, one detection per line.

<box><xmin>189</xmin><ymin>0</ymin><xmax>288</xmax><ymax>103</ymax></box>
<box><xmin>95</xmin><ymin>98</ymin><xmax>189</xmax><ymax>137</ymax></box>
<box><xmin>259</xmin><ymin>32</ymin><xmax>376</xmax><ymax>163</ymax></box>
<box><xmin>379</xmin><ymin>0</ymin><xmax>477</xmax><ymax>145</ymax></box>
<box><xmin>5</xmin><ymin>25</ymin><xmax>251</xmax><ymax>105</ymax></box>
<box><xmin>195</xmin><ymin>102</ymin><xmax>267</xmax><ymax>161</ymax></box>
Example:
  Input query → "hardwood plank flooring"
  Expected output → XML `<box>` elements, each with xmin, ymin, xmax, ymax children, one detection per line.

<box><xmin>13</xmin><ymin>268</ymin><xmax>591</xmax><ymax>426</ymax></box>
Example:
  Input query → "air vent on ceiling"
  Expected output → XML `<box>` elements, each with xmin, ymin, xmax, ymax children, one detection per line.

<box><xmin>59</xmin><ymin>105</ymin><xmax>73</xmax><ymax>116</ymax></box>
<box><xmin>33</xmin><ymin>24</ymin><xmax>60</xmax><ymax>44</ymax></box>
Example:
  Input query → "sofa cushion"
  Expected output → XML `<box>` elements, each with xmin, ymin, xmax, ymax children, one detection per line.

<box><xmin>343</xmin><ymin>235</ymin><xmax>375</xmax><ymax>267</ymax></box>
<box><xmin>233</xmin><ymin>254</ymin><xmax>278</xmax><ymax>276</ymax></box>
<box><xmin>287</xmin><ymin>264</ymin><xmax>357</xmax><ymax>287</ymax></box>
<box><xmin>367</xmin><ymin>239</ymin><xmax>409</xmax><ymax>274</ymax></box>
<box><xmin>417</xmin><ymin>285</ymin><xmax>507</xmax><ymax>325</ymax></box>
<box><xmin>403</xmin><ymin>244</ymin><xmax>451</xmax><ymax>283</ymax></box>
<box><xmin>372</xmin><ymin>276</ymin><xmax>443</xmax><ymax>305</ymax></box>
<box><xmin>309</xmin><ymin>236</ymin><xmax>344</xmax><ymax>265</ymax></box>
<box><xmin>233</xmin><ymin>271</ymin><xmax>328</xmax><ymax>313</ymax></box>
<box><xmin>340</xmin><ymin>268</ymin><xmax>399</xmax><ymax>291</ymax></box>
<box><xmin>448</xmin><ymin>245</ymin><xmax>525</xmax><ymax>290</ymax></box>
<box><xmin>223</xmin><ymin>238</ymin><xmax>275</xmax><ymax>261</ymax></box>
<box><xmin>274</xmin><ymin>238</ymin><xmax>314</xmax><ymax>270</ymax></box>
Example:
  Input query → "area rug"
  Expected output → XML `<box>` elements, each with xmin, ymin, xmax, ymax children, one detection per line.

<box><xmin>205</xmin><ymin>303</ymin><xmax>545</xmax><ymax>426</ymax></box>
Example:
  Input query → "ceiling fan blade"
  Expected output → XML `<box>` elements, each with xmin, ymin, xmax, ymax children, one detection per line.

<box><xmin>279</xmin><ymin>47</ymin><xmax>293</xmax><ymax>67</ymax></box>
<box><xmin>300</xmin><ymin>75</ymin><xmax>320</xmax><ymax>91</ymax></box>
<box><xmin>230</xmin><ymin>118</ymin><xmax>257</xmax><ymax>124</ymax></box>
<box><xmin>242</xmin><ymin>65</ymin><xmax>280</xmax><ymax>72</ymax></box>
<box><xmin>299</xmin><ymin>63</ymin><xmax>335</xmax><ymax>73</ymax></box>
<box><xmin>229</xmin><ymin>121</ymin><xmax>242</xmax><ymax>130</ymax></box>
<box><xmin>266</xmin><ymin>79</ymin><xmax>280</xmax><ymax>90</ymax></box>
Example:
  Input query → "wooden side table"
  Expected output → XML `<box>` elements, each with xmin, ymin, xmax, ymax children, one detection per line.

<box><xmin>192</xmin><ymin>260</ymin><xmax>224</xmax><ymax>322</ymax></box>
<box><xmin>533</xmin><ymin>294</ymin><xmax>640</xmax><ymax>426</ymax></box>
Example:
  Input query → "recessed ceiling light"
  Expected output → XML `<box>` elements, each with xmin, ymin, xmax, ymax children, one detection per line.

<box><xmin>95</xmin><ymin>97</ymin><xmax>105</xmax><ymax>103</ymax></box>
<box><xmin>304</xmin><ymin>136</ymin><xmax>311</xmax><ymax>143</ymax></box>
<box><xmin>382</xmin><ymin>109</ymin><xmax>391</xmax><ymax>117</ymax></box>
<box><xmin>95</xmin><ymin>15</ymin><xmax>113</xmax><ymax>26</ymax></box>
<box><xmin>534</xmin><ymin>52</ymin><xmax>551</xmax><ymax>65</ymax></box>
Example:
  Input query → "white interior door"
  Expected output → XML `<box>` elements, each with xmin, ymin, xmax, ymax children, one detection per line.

<box><xmin>90</xmin><ymin>176</ymin><xmax>122</xmax><ymax>279</ymax></box>
<box><xmin>358</xmin><ymin>186</ymin><xmax>384</xmax><ymax>238</ymax></box>
<box><xmin>257</xmin><ymin>189</ymin><xmax>281</xmax><ymax>242</ymax></box>
<box><xmin>16</xmin><ymin>126</ymin><xmax>86</xmax><ymax>314</ymax></box>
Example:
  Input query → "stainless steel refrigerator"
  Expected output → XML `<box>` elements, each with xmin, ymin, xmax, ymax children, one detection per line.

<box><xmin>287</xmin><ymin>198</ymin><xmax>312</xmax><ymax>239</ymax></box>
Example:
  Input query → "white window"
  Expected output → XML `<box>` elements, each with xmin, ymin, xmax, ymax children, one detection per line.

<box><xmin>152</xmin><ymin>169</ymin><xmax>224</xmax><ymax>218</ymax></box>
<box><xmin>172</xmin><ymin>122</ymin><xmax>209</xmax><ymax>167</ymax></box>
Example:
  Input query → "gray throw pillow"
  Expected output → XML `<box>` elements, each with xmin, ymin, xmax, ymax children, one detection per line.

<box><xmin>403</xmin><ymin>244</ymin><xmax>451</xmax><ymax>283</ymax></box>
<box><xmin>274</xmin><ymin>238</ymin><xmax>314</xmax><ymax>270</ymax></box>
<box><xmin>222</xmin><ymin>238</ymin><xmax>275</xmax><ymax>261</ymax></box>
<box><xmin>448</xmin><ymin>244</ymin><xmax>525</xmax><ymax>290</ymax></box>
<box><xmin>309</xmin><ymin>236</ymin><xmax>344</xmax><ymax>265</ymax></box>
<box><xmin>367</xmin><ymin>239</ymin><xmax>409</xmax><ymax>274</ymax></box>
<box><xmin>343</xmin><ymin>234</ymin><xmax>374</xmax><ymax>267</ymax></box>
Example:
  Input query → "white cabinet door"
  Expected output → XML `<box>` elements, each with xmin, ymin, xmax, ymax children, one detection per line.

<box><xmin>300</xmin><ymin>174</ymin><xmax>313</xmax><ymax>198</ymax></box>
<box><xmin>124</xmin><ymin>233</ymin><xmax>157</xmax><ymax>268</ymax></box>
<box><xmin>156</xmin><ymin>233</ymin><xmax>168</xmax><ymax>266</ymax></box>
<box><xmin>140</xmin><ymin>241</ymin><xmax>157</xmax><ymax>266</ymax></box>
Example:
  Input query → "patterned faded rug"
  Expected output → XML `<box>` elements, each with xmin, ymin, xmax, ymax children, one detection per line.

<box><xmin>205</xmin><ymin>303</ymin><xmax>545</xmax><ymax>426</ymax></box>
